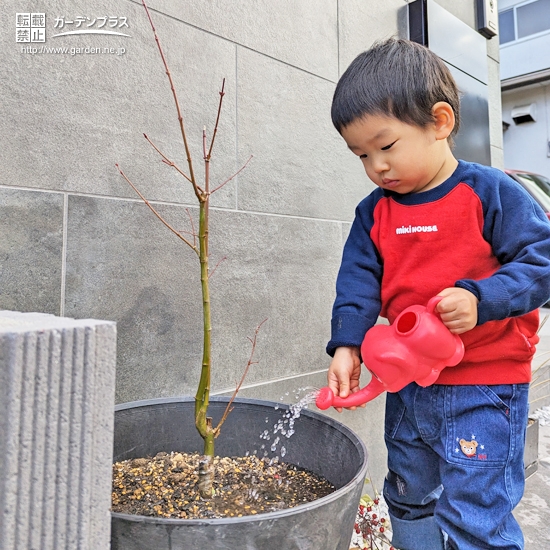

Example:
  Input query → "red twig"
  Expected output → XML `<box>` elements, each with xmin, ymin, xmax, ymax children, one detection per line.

<box><xmin>141</xmin><ymin>0</ymin><xmax>203</xmax><ymax>202</ymax></box>
<box><xmin>143</xmin><ymin>133</ymin><xmax>202</xmax><ymax>190</ymax></box>
<box><xmin>208</xmin><ymin>256</ymin><xmax>227</xmax><ymax>279</ymax></box>
<box><xmin>215</xmin><ymin>319</ymin><xmax>268</xmax><ymax>435</ymax></box>
<box><xmin>185</xmin><ymin>208</ymin><xmax>197</xmax><ymax>248</ymax></box>
<box><xmin>175</xmin><ymin>228</ymin><xmax>197</xmax><ymax>240</ymax></box>
<box><xmin>211</xmin><ymin>155</ymin><xmax>253</xmax><ymax>194</ymax></box>
<box><xmin>207</xmin><ymin>79</ymin><xmax>226</xmax><ymax>161</ymax></box>
<box><xmin>115</xmin><ymin>163</ymin><xmax>199</xmax><ymax>255</ymax></box>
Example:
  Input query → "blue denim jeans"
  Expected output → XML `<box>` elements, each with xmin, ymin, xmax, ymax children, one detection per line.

<box><xmin>383</xmin><ymin>382</ymin><xmax>529</xmax><ymax>550</ymax></box>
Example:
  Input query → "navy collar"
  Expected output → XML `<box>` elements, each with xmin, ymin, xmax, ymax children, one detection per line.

<box><xmin>384</xmin><ymin>159</ymin><xmax>469</xmax><ymax>206</ymax></box>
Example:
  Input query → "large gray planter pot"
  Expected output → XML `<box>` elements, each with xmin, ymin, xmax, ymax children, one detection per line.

<box><xmin>111</xmin><ymin>397</ymin><xmax>368</xmax><ymax>550</ymax></box>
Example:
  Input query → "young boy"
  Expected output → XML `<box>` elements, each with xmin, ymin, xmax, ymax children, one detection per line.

<box><xmin>326</xmin><ymin>38</ymin><xmax>550</xmax><ymax>550</ymax></box>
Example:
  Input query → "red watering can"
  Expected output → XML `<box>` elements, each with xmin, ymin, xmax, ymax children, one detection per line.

<box><xmin>316</xmin><ymin>296</ymin><xmax>465</xmax><ymax>410</ymax></box>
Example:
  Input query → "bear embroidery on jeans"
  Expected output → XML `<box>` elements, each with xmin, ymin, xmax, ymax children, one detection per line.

<box><xmin>459</xmin><ymin>439</ymin><xmax>478</xmax><ymax>458</ymax></box>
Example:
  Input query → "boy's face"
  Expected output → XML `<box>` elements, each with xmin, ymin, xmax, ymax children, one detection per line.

<box><xmin>340</xmin><ymin>112</ymin><xmax>456</xmax><ymax>194</ymax></box>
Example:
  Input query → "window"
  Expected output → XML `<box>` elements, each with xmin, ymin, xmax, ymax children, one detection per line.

<box><xmin>499</xmin><ymin>9</ymin><xmax>515</xmax><ymax>44</ymax></box>
<box><xmin>499</xmin><ymin>0</ymin><xmax>550</xmax><ymax>44</ymax></box>
<box><xmin>517</xmin><ymin>0</ymin><xmax>550</xmax><ymax>38</ymax></box>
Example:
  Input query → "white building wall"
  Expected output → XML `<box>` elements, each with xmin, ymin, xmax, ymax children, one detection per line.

<box><xmin>502</xmin><ymin>84</ymin><xmax>550</xmax><ymax>175</ymax></box>
<box><xmin>500</xmin><ymin>33</ymin><xmax>550</xmax><ymax>80</ymax></box>
<box><xmin>499</xmin><ymin>0</ymin><xmax>550</xmax><ymax>176</ymax></box>
<box><xmin>498</xmin><ymin>0</ymin><xmax>550</xmax><ymax>81</ymax></box>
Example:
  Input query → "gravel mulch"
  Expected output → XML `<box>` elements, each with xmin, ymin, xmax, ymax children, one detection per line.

<box><xmin>112</xmin><ymin>451</ymin><xmax>335</xmax><ymax>519</ymax></box>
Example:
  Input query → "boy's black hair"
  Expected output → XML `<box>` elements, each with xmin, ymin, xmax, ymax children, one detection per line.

<box><xmin>331</xmin><ymin>38</ymin><xmax>460</xmax><ymax>138</ymax></box>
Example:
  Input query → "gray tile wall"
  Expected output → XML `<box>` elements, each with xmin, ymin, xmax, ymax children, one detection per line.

<box><xmin>1</xmin><ymin>0</ymin><xmax>501</xmax><ymax>486</ymax></box>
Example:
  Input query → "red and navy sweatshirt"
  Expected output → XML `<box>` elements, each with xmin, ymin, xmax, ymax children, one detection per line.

<box><xmin>327</xmin><ymin>160</ymin><xmax>550</xmax><ymax>385</ymax></box>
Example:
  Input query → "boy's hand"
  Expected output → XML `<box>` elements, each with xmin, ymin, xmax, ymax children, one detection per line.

<box><xmin>436</xmin><ymin>287</ymin><xmax>478</xmax><ymax>334</ymax></box>
<box><xmin>327</xmin><ymin>346</ymin><xmax>363</xmax><ymax>412</ymax></box>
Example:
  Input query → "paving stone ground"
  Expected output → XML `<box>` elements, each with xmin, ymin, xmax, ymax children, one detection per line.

<box><xmin>516</xmin><ymin>307</ymin><xmax>550</xmax><ymax>548</ymax></box>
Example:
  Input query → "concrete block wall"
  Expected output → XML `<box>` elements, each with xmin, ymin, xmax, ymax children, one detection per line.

<box><xmin>0</xmin><ymin>311</ymin><xmax>116</xmax><ymax>550</ymax></box>
<box><xmin>1</xmin><ymin>0</ymin><xmax>502</xmax><ymax>486</ymax></box>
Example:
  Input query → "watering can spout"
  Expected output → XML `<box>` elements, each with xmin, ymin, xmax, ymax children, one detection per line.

<box><xmin>315</xmin><ymin>378</ymin><xmax>385</xmax><ymax>410</ymax></box>
<box><xmin>316</xmin><ymin>296</ymin><xmax>465</xmax><ymax>411</ymax></box>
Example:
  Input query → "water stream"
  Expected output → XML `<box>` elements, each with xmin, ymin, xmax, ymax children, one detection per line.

<box><xmin>248</xmin><ymin>387</ymin><xmax>320</xmax><ymax>460</ymax></box>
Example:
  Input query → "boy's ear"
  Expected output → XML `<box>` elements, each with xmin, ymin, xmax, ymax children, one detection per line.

<box><xmin>431</xmin><ymin>101</ymin><xmax>455</xmax><ymax>140</ymax></box>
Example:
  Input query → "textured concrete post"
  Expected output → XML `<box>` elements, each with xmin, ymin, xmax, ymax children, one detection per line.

<box><xmin>0</xmin><ymin>311</ymin><xmax>116</xmax><ymax>550</ymax></box>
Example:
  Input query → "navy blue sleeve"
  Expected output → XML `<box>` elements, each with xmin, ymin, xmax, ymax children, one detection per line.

<box><xmin>455</xmin><ymin>166</ymin><xmax>550</xmax><ymax>324</ymax></box>
<box><xmin>326</xmin><ymin>193</ymin><xmax>383</xmax><ymax>356</ymax></box>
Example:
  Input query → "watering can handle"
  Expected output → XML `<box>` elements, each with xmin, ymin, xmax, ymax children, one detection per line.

<box><xmin>426</xmin><ymin>296</ymin><xmax>443</xmax><ymax>315</ymax></box>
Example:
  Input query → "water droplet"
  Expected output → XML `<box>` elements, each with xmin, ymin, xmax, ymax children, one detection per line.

<box><xmin>257</xmin><ymin>391</ymin><xmax>319</xmax><ymax>453</ymax></box>
<box><xmin>270</xmin><ymin>436</ymin><xmax>280</xmax><ymax>452</ymax></box>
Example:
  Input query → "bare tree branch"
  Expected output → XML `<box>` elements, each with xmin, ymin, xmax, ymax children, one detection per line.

<box><xmin>115</xmin><ymin>163</ymin><xmax>199</xmax><ymax>255</ymax></box>
<box><xmin>211</xmin><ymin>155</ymin><xmax>253</xmax><ymax>194</ymax></box>
<box><xmin>141</xmin><ymin>0</ymin><xmax>203</xmax><ymax>202</ymax></box>
<box><xmin>208</xmin><ymin>256</ymin><xmax>227</xmax><ymax>279</ymax></box>
<box><xmin>215</xmin><ymin>319</ymin><xmax>268</xmax><ymax>435</ymax></box>
<box><xmin>143</xmin><ymin>133</ymin><xmax>204</xmax><ymax>192</ymax></box>
<box><xmin>185</xmin><ymin>207</ymin><xmax>197</xmax><ymax>249</ymax></box>
<box><xmin>207</xmin><ymin>79</ymin><xmax>226</xmax><ymax>161</ymax></box>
